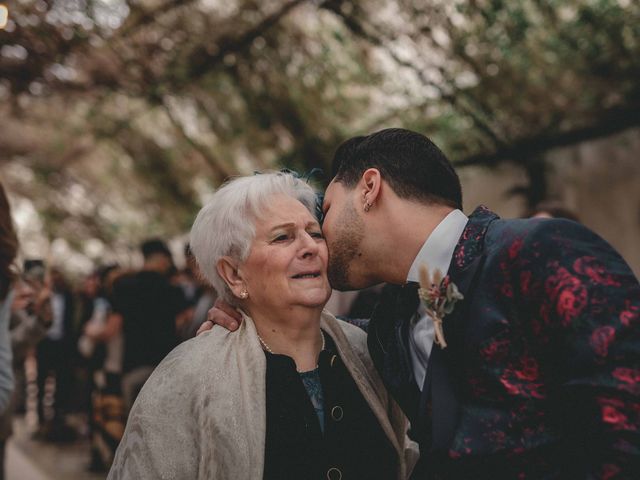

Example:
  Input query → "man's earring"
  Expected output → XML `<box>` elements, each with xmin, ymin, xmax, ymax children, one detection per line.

<box><xmin>364</xmin><ymin>202</ymin><xmax>372</xmax><ymax>212</ymax></box>
<box><xmin>239</xmin><ymin>290</ymin><xmax>248</xmax><ymax>299</ymax></box>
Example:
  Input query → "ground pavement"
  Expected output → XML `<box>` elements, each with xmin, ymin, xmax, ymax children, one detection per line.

<box><xmin>6</xmin><ymin>416</ymin><xmax>105</xmax><ymax>480</ymax></box>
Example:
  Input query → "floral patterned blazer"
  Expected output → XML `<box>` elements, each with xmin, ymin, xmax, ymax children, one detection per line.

<box><xmin>368</xmin><ymin>206</ymin><xmax>639</xmax><ymax>479</ymax></box>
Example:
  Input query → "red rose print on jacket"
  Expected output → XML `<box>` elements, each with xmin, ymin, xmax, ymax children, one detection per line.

<box><xmin>591</xmin><ymin>325</ymin><xmax>616</xmax><ymax>357</ymax></box>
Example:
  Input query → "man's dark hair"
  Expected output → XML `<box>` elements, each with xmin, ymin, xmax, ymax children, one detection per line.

<box><xmin>97</xmin><ymin>264</ymin><xmax>119</xmax><ymax>284</ymax></box>
<box><xmin>331</xmin><ymin>128</ymin><xmax>462</xmax><ymax>209</ymax></box>
<box><xmin>140</xmin><ymin>238</ymin><xmax>172</xmax><ymax>260</ymax></box>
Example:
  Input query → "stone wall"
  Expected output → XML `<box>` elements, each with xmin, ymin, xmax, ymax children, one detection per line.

<box><xmin>458</xmin><ymin>127</ymin><xmax>640</xmax><ymax>277</ymax></box>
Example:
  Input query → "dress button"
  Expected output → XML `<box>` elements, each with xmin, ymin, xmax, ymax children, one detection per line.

<box><xmin>331</xmin><ymin>405</ymin><xmax>344</xmax><ymax>421</ymax></box>
<box><xmin>327</xmin><ymin>467</ymin><xmax>342</xmax><ymax>480</ymax></box>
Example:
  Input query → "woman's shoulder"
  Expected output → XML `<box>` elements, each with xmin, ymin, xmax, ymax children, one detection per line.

<box><xmin>136</xmin><ymin>327</ymin><xmax>246</xmax><ymax>403</ymax></box>
<box><xmin>113</xmin><ymin>317</ymin><xmax>270</xmax><ymax>480</ymax></box>
<box><xmin>158</xmin><ymin>328</ymin><xmax>221</xmax><ymax>368</ymax></box>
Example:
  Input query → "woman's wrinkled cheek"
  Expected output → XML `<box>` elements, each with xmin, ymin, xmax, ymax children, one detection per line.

<box><xmin>245</xmin><ymin>253</ymin><xmax>284</xmax><ymax>296</ymax></box>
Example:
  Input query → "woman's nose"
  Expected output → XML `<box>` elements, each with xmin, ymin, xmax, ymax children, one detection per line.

<box><xmin>299</xmin><ymin>232</ymin><xmax>319</xmax><ymax>258</ymax></box>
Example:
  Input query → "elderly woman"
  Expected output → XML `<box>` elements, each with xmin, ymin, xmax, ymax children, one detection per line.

<box><xmin>108</xmin><ymin>172</ymin><xmax>415</xmax><ymax>480</ymax></box>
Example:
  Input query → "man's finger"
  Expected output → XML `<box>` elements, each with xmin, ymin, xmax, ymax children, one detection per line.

<box><xmin>205</xmin><ymin>312</ymin><xmax>238</xmax><ymax>331</ymax></box>
<box><xmin>214</xmin><ymin>299</ymin><xmax>242</xmax><ymax>320</ymax></box>
<box><xmin>196</xmin><ymin>320</ymin><xmax>214</xmax><ymax>336</ymax></box>
<box><xmin>206</xmin><ymin>305</ymin><xmax>240</xmax><ymax>331</ymax></box>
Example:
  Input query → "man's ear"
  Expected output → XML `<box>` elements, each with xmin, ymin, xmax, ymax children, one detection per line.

<box><xmin>216</xmin><ymin>256</ymin><xmax>246</xmax><ymax>298</ymax></box>
<box><xmin>361</xmin><ymin>168</ymin><xmax>382</xmax><ymax>208</ymax></box>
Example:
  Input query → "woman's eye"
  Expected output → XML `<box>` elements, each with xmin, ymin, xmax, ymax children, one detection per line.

<box><xmin>310</xmin><ymin>232</ymin><xmax>324</xmax><ymax>239</ymax></box>
<box><xmin>273</xmin><ymin>234</ymin><xmax>289</xmax><ymax>242</ymax></box>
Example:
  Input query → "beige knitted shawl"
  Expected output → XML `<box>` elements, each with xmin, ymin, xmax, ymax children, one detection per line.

<box><xmin>108</xmin><ymin>310</ymin><xmax>417</xmax><ymax>480</ymax></box>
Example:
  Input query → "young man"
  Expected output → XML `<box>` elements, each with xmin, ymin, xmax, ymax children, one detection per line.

<box><xmin>207</xmin><ymin>128</ymin><xmax>639</xmax><ymax>479</ymax></box>
<box><xmin>111</xmin><ymin>239</ymin><xmax>190</xmax><ymax>410</ymax></box>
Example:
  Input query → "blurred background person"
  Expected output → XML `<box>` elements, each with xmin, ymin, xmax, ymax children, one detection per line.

<box><xmin>110</xmin><ymin>239</ymin><xmax>189</xmax><ymax>412</ymax></box>
<box><xmin>35</xmin><ymin>266</ymin><xmax>76</xmax><ymax>442</ymax></box>
<box><xmin>173</xmin><ymin>243</ymin><xmax>200</xmax><ymax>306</ymax></box>
<box><xmin>73</xmin><ymin>269</ymin><xmax>102</xmax><ymax>432</ymax></box>
<box><xmin>0</xmin><ymin>182</ymin><xmax>17</xmax><ymax>479</ymax></box>
<box><xmin>527</xmin><ymin>200</ymin><xmax>581</xmax><ymax>222</ymax></box>
<box><xmin>79</xmin><ymin>264</ymin><xmax>126</xmax><ymax>472</ymax></box>
<box><xmin>0</xmin><ymin>264</ymin><xmax>53</xmax><ymax>480</ymax></box>
<box><xmin>177</xmin><ymin>244</ymin><xmax>216</xmax><ymax>340</ymax></box>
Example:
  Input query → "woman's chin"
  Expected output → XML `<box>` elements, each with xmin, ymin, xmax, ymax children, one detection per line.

<box><xmin>292</xmin><ymin>292</ymin><xmax>331</xmax><ymax>309</ymax></box>
<box><xmin>301</xmin><ymin>298</ymin><xmax>330</xmax><ymax>309</ymax></box>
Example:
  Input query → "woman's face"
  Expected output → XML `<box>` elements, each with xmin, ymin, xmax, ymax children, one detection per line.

<box><xmin>238</xmin><ymin>194</ymin><xmax>332</xmax><ymax>315</ymax></box>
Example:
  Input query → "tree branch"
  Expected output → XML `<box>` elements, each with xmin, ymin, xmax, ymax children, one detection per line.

<box><xmin>175</xmin><ymin>0</ymin><xmax>308</xmax><ymax>84</ymax></box>
<box><xmin>456</xmin><ymin>105</ymin><xmax>640</xmax><ymax>167</ymax></box>
<box><xmin>117</xmin><ymin>0</ymin><xmax>199</xmax><ymax>38</ymax></box>
<box><xmin>160</xmin><ymin>98</ymin><xmax>235</xmax><ymax>181</ymax></box>
<box><xmin>322</xmin><ymin>1</ymin><xmax>507</xmax><ymax>149</ymax></box>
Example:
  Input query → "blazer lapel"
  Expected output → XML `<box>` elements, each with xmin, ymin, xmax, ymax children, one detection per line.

<box><xmin>368</xmin><ymin>283</ymin><xmax>421</xmax><ymax>422</ymax></box>
<box><xmin>444</xmin><ymin>205</ymin><xmax>498</xmax><ymax>341</ymax></box>
<box><xmin>444</xmin><ymin>253</ymin><xmax>487</xmax><ymax>343</ymax></box>
<box><xmin>418</xmin><ymin>206</ymin><xmax>497</xmax><ymax>456</ymax></box>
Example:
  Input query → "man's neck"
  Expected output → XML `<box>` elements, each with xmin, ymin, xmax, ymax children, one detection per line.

<box><xmin>142</xmin><ymin>262</ymin><xmax>165</xmax><ymax>275</ymax></box>
<box><xmin>367</xmin><ymin>202</ymin><xmax>454</xmax><ymax>285</ymax></box>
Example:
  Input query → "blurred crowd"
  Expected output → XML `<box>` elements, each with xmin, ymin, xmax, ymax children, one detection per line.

<box><xmin>1</xmin><ymin>219</ymin><xmax>217</xmax><ymax>474</ymax></box>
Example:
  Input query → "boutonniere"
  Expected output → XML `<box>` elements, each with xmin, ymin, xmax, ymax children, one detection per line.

<box><xmin>418</xmin><ymin>264</ymin><xmax>464</xmax><ymax>349</ymax></box>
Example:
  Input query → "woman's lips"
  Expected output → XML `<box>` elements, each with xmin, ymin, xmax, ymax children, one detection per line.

<box><xmin>291</xmin><ymin>271</ymin><xmax>322</xmax><ymax>279</ymax></box>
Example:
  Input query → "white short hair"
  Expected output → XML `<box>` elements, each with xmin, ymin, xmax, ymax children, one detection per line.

<box><xmin>189</xmin><ymin>171</ymin><xmax>318</xmax><ymax>304</ymax></box>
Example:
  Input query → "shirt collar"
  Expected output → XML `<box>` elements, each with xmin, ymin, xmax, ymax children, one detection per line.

<box><xmin>407</xmin><ymin>209</ymin><xmax>468</xmax><ymax>283</ymax></box>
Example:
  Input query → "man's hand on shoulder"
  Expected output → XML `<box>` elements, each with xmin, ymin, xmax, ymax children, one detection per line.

<box><xmin>197</xmin><ymin>299</ymin><xmax>243</xmax><ymax>335</ymax></box>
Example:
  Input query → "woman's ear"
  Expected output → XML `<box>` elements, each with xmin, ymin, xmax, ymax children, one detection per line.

<box><xmin>217</xmin><ymin>256</ymin><xmax>246</xmax><ymax>298</ymax></box>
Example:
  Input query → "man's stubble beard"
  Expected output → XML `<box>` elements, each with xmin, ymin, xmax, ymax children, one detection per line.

<box><xmin>327</xmin><ymin>201</ymin><xmax>365</xmax><ymax>291</ymax></box>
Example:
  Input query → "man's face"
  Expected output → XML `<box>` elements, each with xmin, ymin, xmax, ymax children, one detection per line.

<box><xmin>321</xmin><ymin>180</ymin><xmax>366</xmax><ymax>291</ymax></box>
<box><xmin>154</xmin><ymin>254</ymin><xmax>173</xmax><ymax>275</ymax></box>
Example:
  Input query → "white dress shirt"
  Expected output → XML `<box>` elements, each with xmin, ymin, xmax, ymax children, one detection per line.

<box><xmin>406</xmin><ymin>209</ymin><xmax>468</xmax><ymax>389</ymax></box>
<box><xmin>47</xmin><ymin>293</ymin><xmax>65</xmax><ymax>341</ymax></box>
